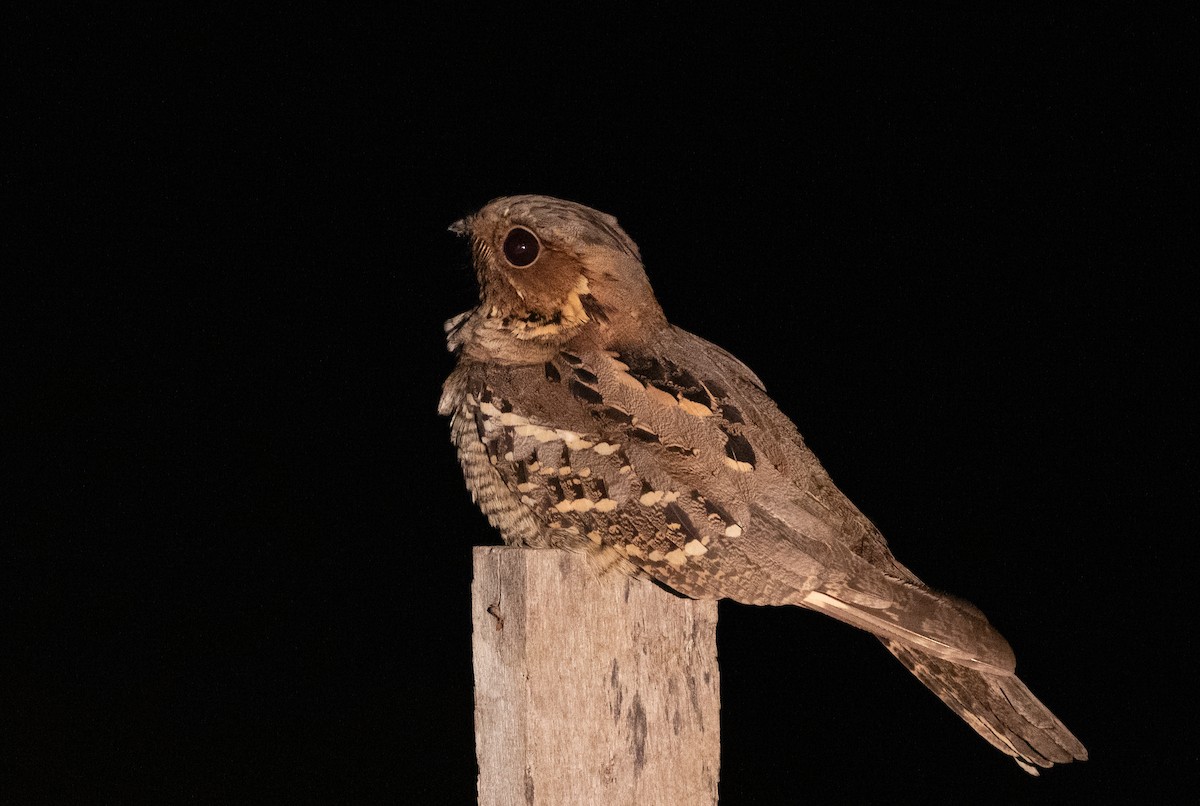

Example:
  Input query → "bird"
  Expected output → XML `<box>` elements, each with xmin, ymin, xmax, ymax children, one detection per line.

<box><xmin>439</xmin><ymin>194</ymin><xmax>1087</xmax><ymax>774</ymax></box>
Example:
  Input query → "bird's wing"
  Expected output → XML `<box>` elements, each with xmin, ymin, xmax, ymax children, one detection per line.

<box><xmin>664</xmin><ymin>328</ymin><xmax>1019</xmax><ymax>670</ymax></box>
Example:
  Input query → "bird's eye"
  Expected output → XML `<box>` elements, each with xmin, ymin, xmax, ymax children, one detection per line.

<box><xmin>502</xmin><ymin>227</ymin><xmax>540</xmax><ymax>267</ymax></box>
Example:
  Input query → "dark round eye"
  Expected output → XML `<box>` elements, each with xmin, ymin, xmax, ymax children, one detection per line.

<box><xmin>502</xmin><ymin>227</ymin><xmax>540</xmax><ymax>267</ymax></box>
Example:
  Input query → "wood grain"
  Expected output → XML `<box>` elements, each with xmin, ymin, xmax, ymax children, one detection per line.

<box><xmin>472</xmin><ymin>546</ymin><xmax>720</xmax><ymax>805</ymax></box>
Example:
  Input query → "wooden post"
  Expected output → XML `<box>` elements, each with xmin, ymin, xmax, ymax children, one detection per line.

<box><xmin>472</xmin><ymin>546</ymin><xmax>720</xmax><ymax>806</ymax></box>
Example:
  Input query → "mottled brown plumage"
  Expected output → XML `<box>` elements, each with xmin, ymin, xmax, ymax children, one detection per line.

<box><xmin>440</xmin><ymin>194</ymin><xmax>1087</xmax><ymax>774</ymax></box>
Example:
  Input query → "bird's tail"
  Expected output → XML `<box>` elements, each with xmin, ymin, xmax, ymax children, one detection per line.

<box><xmin>881</xmin><ymin>638</ymin><xmax>1088</xmax><ymax>775</ymax></box>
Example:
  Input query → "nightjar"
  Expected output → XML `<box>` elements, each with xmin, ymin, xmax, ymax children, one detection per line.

<box><xmin>439</xmin><ymin>194</ymin><xmax>1086</xmax><ymax>774</ymax></box>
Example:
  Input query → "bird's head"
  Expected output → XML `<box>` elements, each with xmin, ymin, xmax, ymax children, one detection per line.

<box><xmin>450</xmin><ymin>195</ymin><xmax>667</xmax><ymax>352</ymax></box>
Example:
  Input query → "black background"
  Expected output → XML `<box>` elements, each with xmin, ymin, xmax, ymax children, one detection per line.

<box><xmin>10</xmin><ymin>6</ymin><xmax>1195</xmax><ymax>804</ymax></box>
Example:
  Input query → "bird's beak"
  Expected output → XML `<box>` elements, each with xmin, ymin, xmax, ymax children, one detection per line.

<box><xmin>448</xmin><ymin>218</ymin><xmax>468</xmax><ymax>236</ymax></box>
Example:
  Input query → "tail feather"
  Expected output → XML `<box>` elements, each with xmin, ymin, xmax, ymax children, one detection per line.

<box><xmin>882</xmin><ymin>639</ymin><xmax>1088</xmax><ymax>775</ymax></box>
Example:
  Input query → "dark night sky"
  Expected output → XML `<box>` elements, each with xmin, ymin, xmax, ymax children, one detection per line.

<box><xmin>10</xmin><ymin>6</ymin><xmax>1195</xmax><ymax>804</ymax></box>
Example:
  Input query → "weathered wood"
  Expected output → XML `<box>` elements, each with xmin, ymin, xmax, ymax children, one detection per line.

<box><xmin>472</xmin><ymin>546</ymin><xmax>720</xmax><ymax>806</ymax></box>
